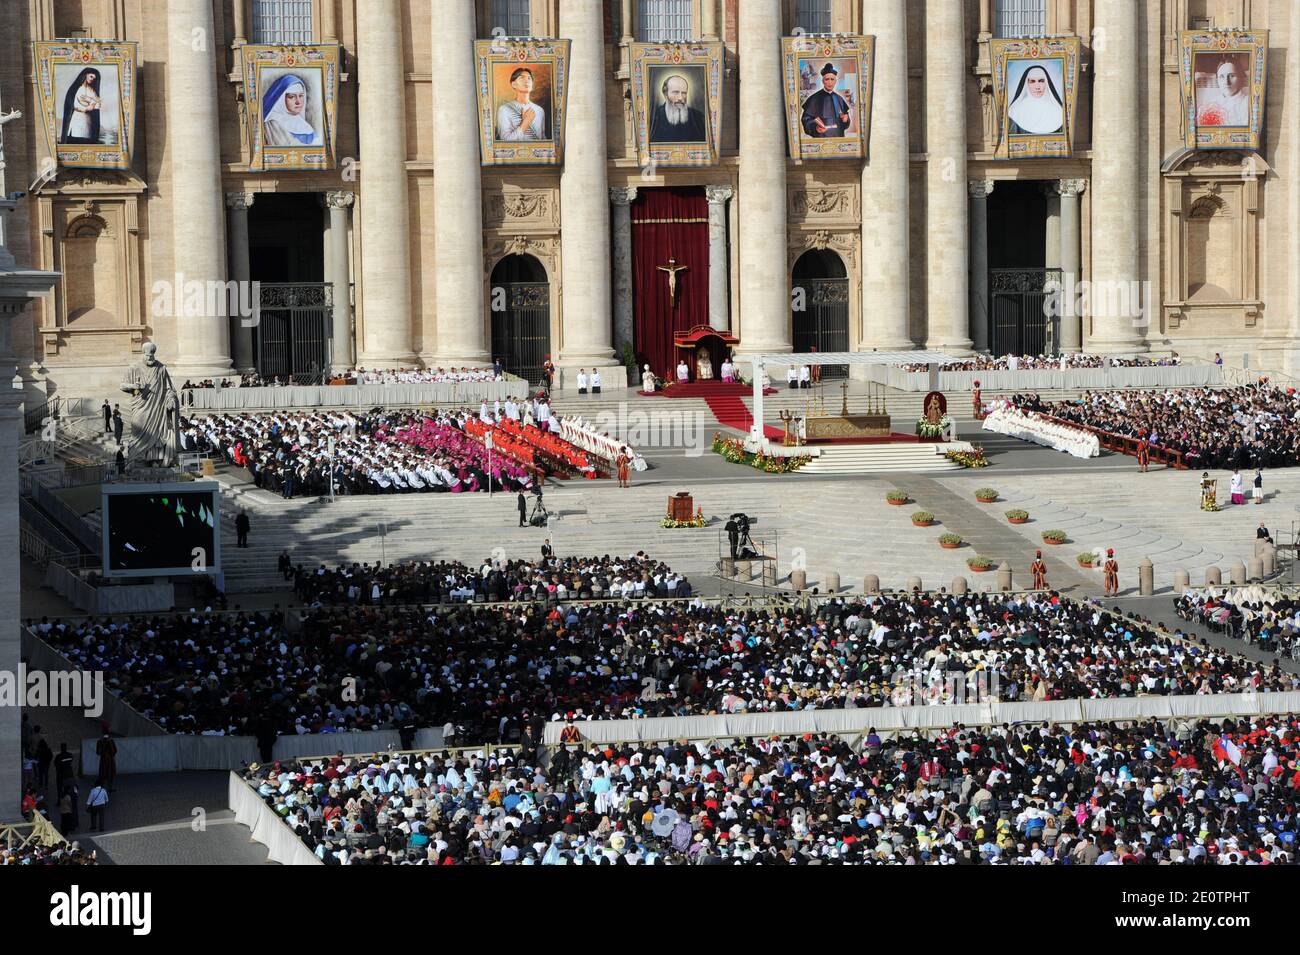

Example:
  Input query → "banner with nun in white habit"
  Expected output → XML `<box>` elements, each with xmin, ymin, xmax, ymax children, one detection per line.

<box><xmin>244</xmin><ymin>45</ymin><xmax>341</xmax><ymax>170</ymax></box>
<box><xmin>991</xmin><ymin>38</ymin><xmax>1081</xmax><ymax>159</ymax></box>
<box><xmin>33</xmin><ymin>40</ymin><xmax>138</xmax><ymax>170</ymax></box>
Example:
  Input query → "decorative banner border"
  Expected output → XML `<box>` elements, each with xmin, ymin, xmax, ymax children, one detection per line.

<box><xmin>991</xmin><ymin>36</ymin><xmax>1081</xmax><ymax>160</ymax></box>
<box><xmin>780</xmin><ymin>35</ymin><xmax>875</xmax><ymax>161</ymax></box>
<box><xmin>244</xmin><ymin>45</ymin><xmax>341</xmax><ymax>171</ymax></box>
<box><xmin>1177</xmin><ymin>30</ymin><xmax>1267</xmax><ymax>151</ymax></box>
<box><xmin>473</xmin><ymin>38</ymin><xmax>571</xmax><ymax>166</ymax></box>
<box><xmin>33</xmin><ymin>40</ymin><xmax>138</xmax><ymax>170</ymax></box>
<box><xmin>630</xmin><ymin>41</ymin><xmax>724</xmax><ymax>168</ymax></box>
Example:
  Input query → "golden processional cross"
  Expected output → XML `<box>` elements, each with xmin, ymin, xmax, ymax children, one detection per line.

<box><xmin>658</xmin><ymin>257</ymin><xmax>689</xmax><ymax>305</ymax></box>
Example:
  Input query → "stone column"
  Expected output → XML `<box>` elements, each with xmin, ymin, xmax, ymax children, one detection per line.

<box><xmin>1057</xmin><ymin>178</ymin><xmax>1085</xmax><ymax>353</ymax></box>
<box><xmin>1088</xmin><ymin>0</ymin><xmax>1144</xmax><ymax>351</ymax></box>
<box><xmin>558</xmin><ymin>0</ymin><xmax>620</xmax><ymax>382</ymax></box>
<box><xmin>1044</xmin><ymin>187</ymin><xmax>1061</xmax><ymax>269</ymax></box>
<box><xmin>706</xmin><ymin>185</ymin><xmax>732</xmax><ymax>331</ymax></box>
<box><xmin>968</xmin><ymin>179</ymin><xmax>993</xmax><ymax>354</ymax></box>
<box><xmin>618</xmin><ymin>0</ymin><xmax>634</xmax><ymax>73</ymax></box>
<box><xmin>702</xmin><ymin>0</ymin><xmax>719</xmax><ymax>39</ymax></box>
<box><xmin>860</xmin><ymin>0</ymin><xmax>911</xmax><ymax>350</ymax></box>
<box><xmin>0</xmin><ymin>200</ymin><xmax>59</xmax><ymax>823</ymax></box>
<box><xmin>325</xmin><ymin>191</ymin><xmax>355</xmax><ymax>372</ymax></box>
<box><xmin>736</xmin><ymin>0</ymin><xmax>790</xmax><ymax>355</ymax></box>
<box><xmin>321</xmin><ymin>0</ymin><xmax>338</xmax><ymax>43</ymax></box>
<box><xmin>231</xmin><ymin>0</ymin><xmax>247</xmax><ymax>45</ymax></box>
<box><xmin>924</xmin><ymin>0</ymin><xmax>971</xmax><ymax>353</ymax></box>
<box><xmin>168</xmin><ymin>0</ymin><xmax>232</xmax><ymax>376</ymax></box>
<box><xmin>224</xmin><ymin>192</ymin><xmax>255</xmax><ymax>372</ymax></box>
<box><xmin>610</xmin><ymin>186</ymin><xmax>637</xmax><ymax>359</ymax></box>
<box><xmin>430</xmin><ymin>0</ymin><xmax>487</xmax><ymax>365</ymax></box>
<box><xmin>356</xmin><ymin>0</ymin><xmax>416</xmax><ymax>366</ymax></box>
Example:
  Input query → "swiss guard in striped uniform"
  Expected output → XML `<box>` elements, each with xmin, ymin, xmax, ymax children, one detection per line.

<box><xmin>1030</xmin><ymin>550</ymin><xmax>1048</xmax><ymax>590</ymax></box>
<box><xmin>1103</xmin><ymin>549</ymin><xmax>1119</xmax><ymax>597</ymax></box>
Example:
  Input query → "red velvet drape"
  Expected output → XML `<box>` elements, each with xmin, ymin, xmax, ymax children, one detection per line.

<box><xmin>631</xmin><ymin>187</ymin><xmax>710</xmax><ymax>381</ymax></box>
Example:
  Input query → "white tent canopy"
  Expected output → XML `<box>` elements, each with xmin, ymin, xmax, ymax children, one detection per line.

<box><xmin>746</xmin><ymin>351</ymin><xmax>959</xmax><ymax>441</ymax></box>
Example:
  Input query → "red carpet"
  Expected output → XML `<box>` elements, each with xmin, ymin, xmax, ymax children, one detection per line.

<box><xmin>703</xmin><ymin>395</ymin><xmax>785</xmax><ymax>440</ymax></box>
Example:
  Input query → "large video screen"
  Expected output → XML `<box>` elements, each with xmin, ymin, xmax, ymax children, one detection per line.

<box><xmin>102</xmin><ymin>482</ymin><xmax>220</xmax><ymax>578</ymax></box>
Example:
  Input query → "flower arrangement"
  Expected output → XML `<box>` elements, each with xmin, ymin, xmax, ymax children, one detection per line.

<box><xmin>916</xmin><ymin>414</ymin><xmax>953</xmax><ymax>440</ymax></box>
<box><xmin>661</xmin><ymin>507</ymin><xmax>708</xmax><ymax>529</ymax></box>
<box><xmin>938</xmin><ymin>533</ymin><xmax>963</xmax><ymax>548</ymax></box>
<box><xmin>945</xmin><ymin>447</ymin><xmax>989</xmax><ymax>468</ymax></box>
<box><xmin>966</xmin><ymin>556</ymin><xmax>994</xmax><ymax>572</ymax></box>
<box><xmin>1041</xmin><ymin>529</ymin><xmax>1068</xmax><ymax>544</ymax></box>
<box><xmin>1077</xmin><ymin>552</ymin><xmax>1096</xmax><ymax>568</ymax></box>
<box><xmin>974</xmin><ymin>488</ymin><xmax>998</xmax><ymax>502</ymax></box>
<box><xmin>886</xmin><ymin>490</ymin><xmax>909</xmax><ymax>505</ymax></box>
<box><xmin>911</xmin><ymin>511</ymin><xmax>935</xmax><ymax>526</ymax></box>
<box><xmin>711</xmin><ymin>433</ymin><xmax>811</xmax><ymax>473</ymax></box>
<box><xmin>1005</xmin><ymin>509</ymin><xmax>1029</xmax><ymax>524</ymax></box>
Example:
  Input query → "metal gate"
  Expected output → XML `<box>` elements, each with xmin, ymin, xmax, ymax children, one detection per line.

<box><xmin>792</xmin><ymin>278</ymin><xmax>849</xmax><ymax>379</ymax></box>
<box><xmin>989</xmin><ymin>268</ymin><xmax>1061</xmax><ymax>357</ymax></box>
<box><xmin>255</xmin><ymin>283</ymin><xmax>334</xmax><ymax>382</ymax></box>
<box><xmin>491</xmin><ymin>283</ymin><xmax>550</xmax><ymax>384</ymax></box>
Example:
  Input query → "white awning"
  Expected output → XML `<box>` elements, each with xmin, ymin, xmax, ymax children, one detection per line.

<box><xmin>746</xmin><ymin>351</ymin><xmax>959</xmax><ymax>367</ymax></box>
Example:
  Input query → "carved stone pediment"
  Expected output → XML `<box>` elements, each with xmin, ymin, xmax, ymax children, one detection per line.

<box><xmin>483</xmin><ymin>189</ymin><xmax>556</xmax><ymax>228</ymax></box>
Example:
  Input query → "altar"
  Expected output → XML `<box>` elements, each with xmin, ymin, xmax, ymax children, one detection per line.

<box><xmin>745</xmin><ymin>350</ymin><xmax>959</xmax><ymax>449</ymax></box>
<box><xmin>803</xmin><ymin>380</ymin><xmax>892</xmax><ymax>441</ymax></box>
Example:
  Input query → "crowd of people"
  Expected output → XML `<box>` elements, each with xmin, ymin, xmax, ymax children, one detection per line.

<box><xmin>1010</xmin><ymin>385</ymin><xmax>1300</xmax><ymax>469</ymax></box>
<box><xmin>181</xmin><ymin>408</ymin><xmax>540</xmax><ymax>497</ymax></box>
<box><xmin>898</xmin><ymin>354</ymin><xmax>1182</xmax><ymax>373</ymax></box>
<box><xmin>181</xmin><ymin>394</ymin><xmax>639</xmax><ymax>497</ymax></box>
<box><xmin>179</xmin><ymin>366</ymin><xmax>508</xmax><ymax>390</ymax></box>
<box><xmin>243</xmin><ymin>713</ymin><xmax>1300</xmax><ymax>864</ymax></box>
<box><xmin>288</xmin><ymin>553</ymin><xmax>688</xmax><ymax>607</ymax></box>
<box><xmin>1176</xmin><ymin>587</ymin><xmax>1300</xmax><ymax>661</ymax></box>
<box><xmin>0</xmin><ymin>840</ymin><xmax>98</xmax><ymax>866</ymax></box>
<box><xmin>353</xmin><ymin>367</ymin><xmax>505</xmax><ymax>385</ymax></box>
<box><xmin>28</xmin><ymin>590</ymin><xmax>1300</xmax><ymax>741</ymax></box>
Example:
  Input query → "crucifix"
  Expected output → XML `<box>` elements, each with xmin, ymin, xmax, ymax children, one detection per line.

<box><xmin>657</xmin><ymin>257</ymin><xmax>689</xmax><ymax>306</ymax></box>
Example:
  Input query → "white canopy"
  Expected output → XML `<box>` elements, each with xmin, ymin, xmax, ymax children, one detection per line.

<box><xmin>745</xmin><ymin>351</ymin><xmax>959</xmax><ymax>441</ymax></box>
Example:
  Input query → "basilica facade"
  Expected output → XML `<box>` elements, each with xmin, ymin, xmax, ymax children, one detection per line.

<box><xmin>1</xmin><ymin>0</ymin><xmax>1298</xmax><ymax>398</ymax></box>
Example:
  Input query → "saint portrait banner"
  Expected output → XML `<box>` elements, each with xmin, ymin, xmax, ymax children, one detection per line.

<box><xmin>243</xmin><ymin>45</ymin><xmax>342</xmax><ymax>171</ymax></box>
<box><xmin>1178</xmin><ymin>30</ymin><xmax>1268</xmax><ymax>151</ymax></box>
<box><xmin>780</xmin><ymin>35</ymin><xmax>875</xmax><ymax>161</ymax></box>
<box><xmin>33</xmin><ymin>40</ymin><xmax>138</xmax><ymax>170</ymax></box>
<box><xmin>630</xmin><ymin>42</ymin><xmax>724</xmax><ymax>168</ymax></box>
<box><xmin>990</xmin><ymin>37</ymin><xmax>1081</xmax><ymax>159</ymax></box>
<box><xmin>473</xmin><ymin>38</ymin><xmax>571</xmax><ymax>166</ymax></box>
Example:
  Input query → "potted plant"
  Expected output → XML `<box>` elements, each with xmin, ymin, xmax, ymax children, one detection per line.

<box><xmin>886</xmin><ymin>490</ymin><xmax>909</xmax><ymax>505</ymax></box>
<box><xmin>1077</xmin><ymin>552</ymin><xmax>1096</xmax><ymax>568</ymax></box>
<box><xmin>1005</xmin><ymin>509</ymin><xmax>1029</xmax><ymax>525</ymax></box>
<box><xmin>975</xmin><ymin>488</ymin><xmax>998</xmax><ymax>503</ymax></box>
<box><xmin>938</xmin><ymin>533</ymin><xmax>963</xmax><ymax>549</ymax></box>
<box><xmin>966</xmin><ymin>556</ymin><xmax>994</xmax><ymax>573</ymax></box>
<box><xmin>1041</xmin><ymin>529</ymin><xmax>1068</xmax><ymax>545</ymax></box>
<box><xmin>911</xmin><ymin>511</ymin><xmax>935</xmax><ymax>527</ymax></box>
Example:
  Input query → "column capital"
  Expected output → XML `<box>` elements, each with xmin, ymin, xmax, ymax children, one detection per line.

<box><xmin>609</xmin><ymin>185</ymin><xmax>638</xmax><ymax>206</ymax></box>
<box><xmin>224</xmin><ymin>191</ymin><xmax>255</xmax><ymax>211</ymax></box>
<box><xmin>1057</xmin><ymin>178</ymin><xmax>1087</xmax><ymax>199</ymax></box>
<box><xmin>325</xmin><ymin>190</ymin><xmax>356</xmax><ymax>210</ymax></box>
<box><xmin>705</xmin><ymin>184</ymin><xmax>734</xmax><ymax>204</ymax></box>
<box><xmin>968</xmin><ymin>179</ymin><xmax>995</xmax><ymax>199</ymax></box>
